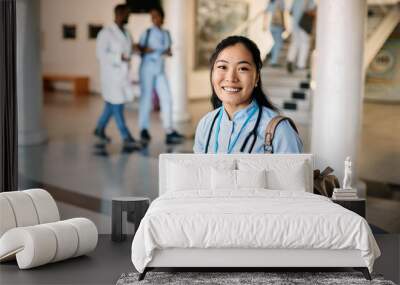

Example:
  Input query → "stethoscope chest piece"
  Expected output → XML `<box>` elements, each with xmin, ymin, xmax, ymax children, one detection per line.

<box><xmin>263</xmin><ymin>144</ymin><xmax>273</xmax><ymax>154</ymax></box>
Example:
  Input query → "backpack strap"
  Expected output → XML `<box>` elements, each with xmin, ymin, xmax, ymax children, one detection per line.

<box><xmin>140</xmin><ymin>28</ymin><xmax>151</xmax><ymax>57</ymax></box>
<box><xmin>143</xmin><ymin>28</ymin><xmax>151</xmax><ymax>48</ymax></box>
<box><xmin>165</xmin><ymin>30</ymin><xmax>172</xmax><ymax>48</ymax></box>
<box><xmin>264</xmin><ymin>116</ymin><xmax>299</xmax><ymax>153</ymax></box>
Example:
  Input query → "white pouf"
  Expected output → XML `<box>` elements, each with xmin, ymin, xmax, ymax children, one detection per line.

<box><xmin>24</xmin><ymin>188</ymin><xmax>60</xmax><ymax>223</ymax></box>
<box><xmin>0</xmin><ymin>218</ymin><xmax>98</xmax><ymax>269</ymax></box>
<box><xmin>0</xmin><ymin>196</ymin><xmax>17</xmax><ymax>237</ymax></box>
<box><xmin>42</xmin><ymin>220</ymin><xmax>79</xmax><ymax>262</ymax></box>
<box><xmin>1</xmin><ymin>191</ymin><xmax>40</xmax><ymax>227</ymax></box>
<box><xmin>0</xmin><ymin>189</ymin><xmax>98</xmax><ymax>269</ymax></box>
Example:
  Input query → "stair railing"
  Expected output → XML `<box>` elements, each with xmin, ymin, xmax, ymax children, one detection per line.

<box><xmin>364</xmin><ymin>4</ymin><xmax>400</xmax><ymax>70</ymax></box>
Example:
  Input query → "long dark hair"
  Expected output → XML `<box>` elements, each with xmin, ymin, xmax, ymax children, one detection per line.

<box><xmin>209</xmin><ymin>36</ymin><xmax>278</xmax><ymax>111</ymax></box>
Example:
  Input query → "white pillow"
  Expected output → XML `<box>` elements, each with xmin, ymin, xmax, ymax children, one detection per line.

<box><xmin>266</xmin><ymin>163</ymin><xmax>307</xmax><ymax>191</ymax></box>
<box><xmin>211</xmin><ymin>169</ymin><xmax>267</xmax><ymax>190</ymax></box>
<box><xmin>237</xmin><ymin>159</ymin><xmax>309</xmax><ymax>192</ymax></box>
<box><xmin>167</xmin><ymin>160</ymin><xmax>235</xmax><ymax>191</ymax></box>
<box><xmin>236</xmin><ymin>169</ymin><xmax>267</xmax><ymax>189</ymax></box>
<box><xmin>168</xmin><ymin>163</ymin><xmax>209</xmax><ymax>191</ymax></box>
<box><xmin>211</xmin><ymin>168</ymin><xmax>236</xmax><ymax>190</ymax></box>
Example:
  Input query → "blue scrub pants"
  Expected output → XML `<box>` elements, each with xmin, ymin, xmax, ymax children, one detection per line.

<box><xmin>139</xmin><ymin>63</ymin><xmax>173</xmax><ymax>132</ymax></box>
<box><xmin>96</xmin><ymin>102</ymin><xmax>131</xmax><ymax>139</ymax></box>
<box><xmin>269</xmin><ymin>25</ymin><xmax>284</xmax><ymax>65</ymax></box>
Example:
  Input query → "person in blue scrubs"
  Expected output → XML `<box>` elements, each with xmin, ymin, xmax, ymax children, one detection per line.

<box><xmin>193</xmin><ymin>36</ymin><xmax>303</xmax><ymax>154</ymax></box>
<box><xmin>138</xmin><ymin>7</ymin><xmax>184</xmax><ymax>145</ymax></box>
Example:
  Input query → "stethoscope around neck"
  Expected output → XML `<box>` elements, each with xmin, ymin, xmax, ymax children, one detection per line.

<box><xmin>204</xmin><ymin>104</ymin><xmax>263</xmax><ymax>154</ymax></box>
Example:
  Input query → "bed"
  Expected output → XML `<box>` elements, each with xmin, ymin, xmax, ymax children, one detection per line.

<box><xmin>131</xmin><ymin>154</ymin><xmax>380</xmax><ymax>280</ymax></box>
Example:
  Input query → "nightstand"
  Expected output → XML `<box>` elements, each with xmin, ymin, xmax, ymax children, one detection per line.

<box><xmin>331</xmin><ymin>198</ymin><xmax>366</xmax><ymax>218</ymax></box>
<box><xmin>111</xmin><ymin>197</ymin><xmax>150</xmax><ymax>242</ymax></box>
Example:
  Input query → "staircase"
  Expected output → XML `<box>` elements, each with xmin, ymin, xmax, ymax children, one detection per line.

<box><xmin>260</xmin><ymin>53</ymin><xmax>312</xmax><ymax>150</ymax></box>
<box><xmin>261</xmin><ymin>66</ymin><xmax>311</xmax><ymax>125</ymax></box>
<box><xmin>365</xmin><ymin>2</ymin><xmax>400</xmax><ymax>68</ymax></box>
<box><xmin>364</xmin><ymin>3</ymin><xmax>400</xmax><ymax>102</ymax></box>
<box><xmin>236</xmin><ymin>1</ymin><xmax>400</xmax><ymax>150</ymax></box>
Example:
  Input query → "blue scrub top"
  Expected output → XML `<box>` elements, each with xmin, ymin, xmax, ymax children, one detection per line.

<box><xmin>139</xmin><ymin>26</ymin><xmax>171</xmax><ymax>72</ymax></box>
<box><xmin>193</xmin><ymin>100</ymin><xmax>303</xmax><ymax>154</ymax></box>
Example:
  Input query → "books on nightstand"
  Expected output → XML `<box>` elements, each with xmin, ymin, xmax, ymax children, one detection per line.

<box><xmin>332</xmin><ymin>188</ymin><xmax>358</xmax><ymax>200</ymax></box>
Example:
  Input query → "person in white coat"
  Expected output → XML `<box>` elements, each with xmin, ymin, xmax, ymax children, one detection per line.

<box><xmin>137</xmin><ymin>7</ymin><xmax>184</xmax><ymax>145</ymax></box>
<box><xmin>94</xmin><ymin>4</ymin><xmax>141</xmax><ymax>150</ymax></box>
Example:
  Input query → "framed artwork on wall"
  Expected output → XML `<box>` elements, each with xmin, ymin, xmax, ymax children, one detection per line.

<box><xmin>63</xmin><ymin>24</ymin><xmax>76</xmax><ymax>39</ymax></box>
<box><xmin>88</xmin><ymin>24</ymin><xmax>103</xmax><ymax>40</ymax></box>
<box><xmin>194</xmin><ymin>0</ymin><xmax>249</xmax><ymax>70</ymax></box>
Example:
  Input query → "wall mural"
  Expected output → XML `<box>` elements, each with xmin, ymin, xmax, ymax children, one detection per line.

<box><xmin>366</xmin><ymin>38</ymin><xmax>400</xmax><ymax>102</ymax></box>
<box><xmin>195</xmin><ymin>0</ymin><xmax>249</xmax><ymax>70</ymax></box>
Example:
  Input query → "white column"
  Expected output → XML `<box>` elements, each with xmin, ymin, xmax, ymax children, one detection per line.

<box><xmin>311</xmin><ymin>0</ymin><xmax>366</xmax><ymax>187</ymax></box>
<box><xmin>164</xmin><ymin>0</ymin><xmax>191</xmax><ymax>128</ymax></box>
<box><xmin>16</xmin><ymin>0</ymin><xmax>46</xmax><ymax>145</ymax></box>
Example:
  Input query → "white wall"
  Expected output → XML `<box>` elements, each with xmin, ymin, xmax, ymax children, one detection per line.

<box><xmin>40</xmin><ymin>0</ymin><xmax>150</xmax><ymax>93</ymax></box>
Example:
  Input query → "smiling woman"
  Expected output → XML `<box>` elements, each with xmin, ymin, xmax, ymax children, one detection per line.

<box><xmin>212</xmin><ymin>43</ymin><xmax>259</xmax><ymax>119</ymax></box>
<box><xmin>193</xmin><ymin>36</ymin><xmax>303</xmax><ymax>154</ymax></box>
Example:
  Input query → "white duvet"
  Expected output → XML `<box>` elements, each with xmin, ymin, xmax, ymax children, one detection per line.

<box><xmin>131</xmin><ymin>190</ymin><xmax>380</xmax><ymax>273</ymax></box>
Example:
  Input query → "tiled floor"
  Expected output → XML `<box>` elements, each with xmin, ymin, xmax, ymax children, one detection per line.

<box><xmin>18</xmin><ymin>91</ymin><xmax>400</xmax><ymax>233</ymax></box>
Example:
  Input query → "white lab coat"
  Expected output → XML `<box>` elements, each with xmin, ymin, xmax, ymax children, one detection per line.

<box><xmin>96</xmin><ymin>23</ymin><xmax>134</xmax><ymax>104</ymax></box>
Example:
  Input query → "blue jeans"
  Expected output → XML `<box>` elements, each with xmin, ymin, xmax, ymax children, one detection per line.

<box><xmin>96</xmin><ymin>102</ymin><xmax>131</xmax><ymax>139</ymax></box>
<box><xmin>269</xmin><ymin>25</ymin><xmax>284</xmax><ymax>65</ymax></box>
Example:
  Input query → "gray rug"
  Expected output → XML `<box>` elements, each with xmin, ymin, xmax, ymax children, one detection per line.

<box><xmin>116</xmin><ymin>271</ymin><xmax>396</xmax><ymax>285</ymax></box>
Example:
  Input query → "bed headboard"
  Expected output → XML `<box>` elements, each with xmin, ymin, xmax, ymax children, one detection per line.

<box><xmin>159</xmin><ymin>154</ymin><xmax>313</xmax><ymax>196</ymax></box>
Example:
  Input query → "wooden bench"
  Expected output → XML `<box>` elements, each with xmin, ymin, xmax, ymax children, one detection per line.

<box><xmin>43</xmin><ymin>74</ymin><xmax>90</xmax><ymax>95</ymax></box>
